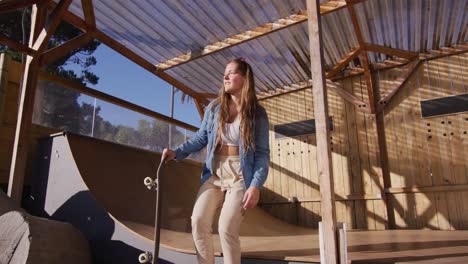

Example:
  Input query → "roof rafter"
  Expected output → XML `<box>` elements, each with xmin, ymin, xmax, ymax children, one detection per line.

<box><xmin>377</xmin><ymin>59</ymin><xmax>421</xmax><ymax>112</ymax></box>
<box><xmin>39</xmin><ymin>32</ymin><xmax>93</xmax><ymax>66</ymax></box>
<box><xmin>47</xmin><ymin>6</ymin><xmax>209</xmax><ymax>105</ymax></box>
<box><xmin>32</xmin><ymin>0</ymin><xmax>72</xmax><ymax>53</ymax></box>
<box><xmin>81</xmin><ymin>0</ymin><xmax>96</xmax><ymax>29</ymax></box>
<box><xmin>346</xmin><ymin>0</ymin><xmax>376</xmax><ymax>113</ymax></box>
<box><xmin>92</xmin><ymin>29</ymin><xmax>209</xmax><ymax>105</ymax></box>
<box><xmin>364</xmin><ymin>43</ymin><xmax>418</xmax><ymax>60</ymax></box>
<box><xmin>156</xmin><ymin>1</ymin><xmax>348</xmax><ymax>71</ymax></box>
<box><xmin>326</xmin><ymin>47</ymin><xmax>361</xmax><ymax>78</ymax></box>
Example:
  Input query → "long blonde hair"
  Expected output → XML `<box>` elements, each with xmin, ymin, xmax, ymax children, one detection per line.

<box><xmin>214</xmin><ymin>58</ymin><xmax>258</xmax><ymax>153</ymax></box>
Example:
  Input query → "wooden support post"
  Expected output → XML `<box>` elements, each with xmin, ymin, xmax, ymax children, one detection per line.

<box><xmin>0</xmin><ymin>53</ymin><xmax>11</xmax><ymax>124</ymax></box>
<box><xmin>7</xmin><ymin>0</ymin><xmax>71</xmax><ymax>203</ymax></box>
<box><xmin>307</xmin><ymin>0</ymin><xmax>338</xmax><ymax>263</ymax></box>
<box><xmin>375</xmin><ymin>110</ymin><xmax>395</xmax><ymax>228</ymax></box>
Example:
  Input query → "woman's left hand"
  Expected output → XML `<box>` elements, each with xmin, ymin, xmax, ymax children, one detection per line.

<box><xmin>242</xmin><ymin>186</ymin><xmax>260</xmax><ymax>209</ymax></box>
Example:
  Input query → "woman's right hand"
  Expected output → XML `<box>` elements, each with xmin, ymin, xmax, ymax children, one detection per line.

<box><xmin>162</xmin><ymin>148</ymin><xmax>176</xmax><ymax>163</ymax></box>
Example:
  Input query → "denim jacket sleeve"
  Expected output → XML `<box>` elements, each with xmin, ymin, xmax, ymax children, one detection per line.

<box><xmin>173</xmin><ymin>103</ymin><xmax>213</xmax><ymax>160</ymax></box>
<box><xmin>249</xmin><ymin>106</ymin><xmax>270</xmax><ymax>189</ymax></box>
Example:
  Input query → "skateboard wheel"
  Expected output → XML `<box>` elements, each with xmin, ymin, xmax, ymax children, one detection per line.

<box><xmin>138</xmin><ymin>252</ymin><xmax>152</xmax><ymax>263</ymax></box>
<box><xmin>144</xmin><ymin>177</ymin><xmax>154</xmax><ymax>188</ymax></box>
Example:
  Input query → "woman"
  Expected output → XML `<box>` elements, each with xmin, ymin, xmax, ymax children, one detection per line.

<box><xmin>162</xmin><ymin>58</ymin><xmax>270</xmax><ymax>264</ymax></box>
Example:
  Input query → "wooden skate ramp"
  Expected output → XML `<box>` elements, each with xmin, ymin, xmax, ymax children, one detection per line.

<box><xmin>33</xmin><ymin>132</ymin><xmax>468</xmax><ymax>263</ymax></box>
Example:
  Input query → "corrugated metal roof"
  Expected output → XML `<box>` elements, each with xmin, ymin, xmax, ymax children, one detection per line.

<box><xmin>62</xmin><ymin>0</ymin><xmax>467</xmax><ymax>98</ymax></box>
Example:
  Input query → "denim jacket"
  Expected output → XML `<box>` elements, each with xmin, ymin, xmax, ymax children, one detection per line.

<box><xmin>174</xmin><ymin>102</ymin><xmax>270</xmax><ymax>190</ymax></box>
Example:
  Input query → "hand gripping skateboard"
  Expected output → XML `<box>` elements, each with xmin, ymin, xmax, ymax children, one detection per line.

<box><xmin>139</xmin><ymin>157</ymin><xmax>166</xmax><ymax>264</ymax></box>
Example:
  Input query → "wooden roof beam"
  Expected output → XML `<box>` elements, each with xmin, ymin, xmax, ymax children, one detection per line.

<box><xmin>39</xmin><ymin>32</ymin><xmax>93</xmax><ymax>66</ymax></box>
<box><xmin>377</xmin><ymin>59</ymin><xmax>421</xmax><ymax>112</ymax></box>
<box><xmin>81</xmin><ymin>0</ymin><xmax>96</xmax><ymax>29</ymax></box>
<box><xmin>346</xmin><ymin>0</ymin><xmax>376</xmax><ymax>113</ymax></box>
<box><xmin>0</xmin><ymin>0</ymin><xmax>40</xmax><ymax>13</ymax></box>
<box><xmin>55</xmin><ymin>8</ymin><xmax>209</xmax><ymax>105</ymax></box>
<box><xmin>32</xmin><ymin>0</ymin><xmax>72</xmax><ymax>53</ymax></box>
<box><xmin>0</xmin><ymin>35</ymin><xmax>35</xmax><ymax>55</ymax></box>
<box><xmin>326</xmin><ymin>79</ymin><xmax>370</xmax><ymax>112</ymax></box>
<box><xmin>91</xmin><ymin>30</ymin><xmax>209</xmax><ymax>105</ymax></box>
<box><xmin>364</xmin><ymin>43</ymin><xmax>418</xmax><ymax>60</ymax></box>
<box><xmin>326</xmin><ymin>47</ymin><xmax>361</xmax><ymax>78</ymax></box>
<box><xmin>156</xmin><ymin>1</ymin><xmax>348</xmax><ymax>71</ymax></box>
<box><xmin>47</xmin><ymin>1</ymin><xmax>87</xmax><ymax>31</ymax></box>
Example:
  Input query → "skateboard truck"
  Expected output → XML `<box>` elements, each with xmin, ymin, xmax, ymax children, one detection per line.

<box><xmin>138</xmin><ymin>252</ymin><xmax>153</xmax><ymax>263</ymax></box>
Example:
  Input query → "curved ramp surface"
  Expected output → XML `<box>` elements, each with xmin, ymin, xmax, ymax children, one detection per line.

<box><xmin>32</xmin><ymin>133</ymin><xmax>468</xmax><ymax>264</ymax></box>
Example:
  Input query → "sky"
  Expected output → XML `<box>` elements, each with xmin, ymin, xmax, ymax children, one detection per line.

<box><xmin>69</xmin><ymin>43</ymin><xmax>203</xmax><ymax>129</ymax></box>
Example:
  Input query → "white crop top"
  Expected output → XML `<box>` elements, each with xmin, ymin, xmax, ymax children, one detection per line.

<box><xmin>221</xmin><ymin>118</ymin><xmax>241</xmax><ymax>146</ymax></box>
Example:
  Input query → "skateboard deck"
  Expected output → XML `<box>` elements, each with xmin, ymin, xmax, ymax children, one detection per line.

<box><xmin>139</xmin><ymin>158</ymin><xmax>165</xmax><ymax>264</ymax></box>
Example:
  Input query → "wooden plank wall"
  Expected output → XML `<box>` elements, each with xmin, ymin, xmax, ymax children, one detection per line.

<box><xmin>260</xmin><ymin>53</ymin><xmax>467</xmax><ymax>230</ymax></box>
<box><xmin>2</xmin><ymin>52</ymin><xmax>467</xmax><ymax>230</ymax></box>
<box><xmin>261</xmin><ymin>76</ymin><xmax>386</xmax><ymax>230</ymax></box>
<box><xmin>381</xmin><ymin>53</ymin><xmax>468</xmax><ymax>230</ymax></box>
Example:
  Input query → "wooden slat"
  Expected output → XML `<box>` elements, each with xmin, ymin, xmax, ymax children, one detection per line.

<box><xmin>326</xmin><ymin>47</ymin><xmax>361</xmax><ymax>79</ymax></box>
<box><xmin>37</xmin><ymin>71</ymin><xmax>198</xmax><ymax>132</ymax></box>
<box><xmin>387</xmin><ymin>184</ymin><xmax>468</xmax><ymax>194</ymax></box>
<box><xmin>307</xmin><ymin>0</ymin><xmax>338</xmax><ymax>262</ymax></box>
<box><xmin>0</xmin><ymin>35</ymin><xmax>35</xmax><ymax>55</ymax></box>
<box><xmin>364</xmin><ymin>43</ymin><xmax>418</xmax><ymax>60</ymax></box>
<box><xmin>260</xmin><ymin>193</ymin><xmax>383</xmax><ymax>204</ymax></box>
<box><xmin>156</xmin><ymin>1</ymin><xmax>347</xmax><ymax>71</ymax></box>
<box><xmin>39</xmin><ymin>33</ymin><xmax>93</xmax><ymax>66</ymax></box>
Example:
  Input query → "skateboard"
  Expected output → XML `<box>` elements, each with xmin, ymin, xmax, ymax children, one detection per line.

<box><xmin>138</xmin><ymin>157</ymin><xmax>166</xmax><ymax>264</ymax></box>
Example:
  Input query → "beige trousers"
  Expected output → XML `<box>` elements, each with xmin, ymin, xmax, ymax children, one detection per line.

<box><xmin>191</xmin><ymin>155</ymin><xmax>245</xmax><ymax>264</ymax></box>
